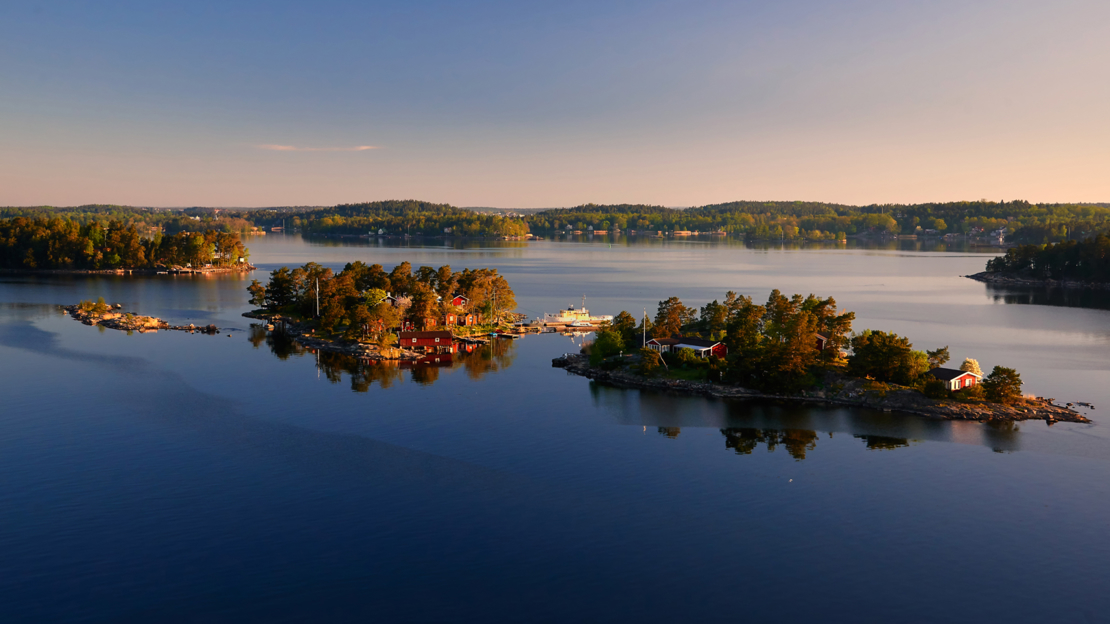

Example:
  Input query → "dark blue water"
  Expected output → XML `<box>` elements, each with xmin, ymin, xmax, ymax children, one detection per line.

<box><xmin>2</xmin><ymin>237</ymin><xmax>1109</xmax><ymax>622</ymax></box>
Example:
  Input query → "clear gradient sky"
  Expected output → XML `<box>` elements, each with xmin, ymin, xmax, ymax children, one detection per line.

<box><xmin>2</xmin><ymin>1</ymin><xmax>1108</xmax><ymax>207</ymax></box>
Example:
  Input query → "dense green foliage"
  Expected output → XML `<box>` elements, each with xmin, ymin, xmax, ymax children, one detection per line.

<box><xmin>524</xmin><ymin>200</ymin><xmax>1110</xmax><ymax>242</ymax></box>
<box><xmin>612</xmin><ymin>290</ymin><xmax>1027</xmax><ymax>403</ymax></box>
<box><xmin>611</xmin><ymin>290</ymin><xmax>855</xmax><ymax>392</ymax></box>
<box><xmin>251</xmin><ymin>260</ymin><xmax>516</xmax><ymax>339</ymax></box>
<box><xmin>0</xmin><ymin>217</ymin><xmax>248</xmax><ymax>270</ymax></box>
<box><xmin>985</xmin><ymin>234</ymin><xmax>1110</xmax><ymax>281</ymax></box>
<box><xmin>0</xmin><ymin>205</ymin><xmax>254</xmax><ymax>234</ymax></box>
<box><xmin>981</xmin><ymin>366</ymin><xmax>1023</xmax><ymax>403</ymax></box>
<box><xmin>846</xmin><ymin>331</ymin><xmax>930</xmax><ymax>385</ymax></box>
<box><xmin>245</xmin><ymin>200</ymin><xmax>529</xmax><ymax>237</ymax></box>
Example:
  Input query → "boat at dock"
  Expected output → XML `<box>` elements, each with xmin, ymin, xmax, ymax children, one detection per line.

<box><xmin>542</xmin><ymin>296</ymin><xmax>613</xmax><ymax>326</ymax></box>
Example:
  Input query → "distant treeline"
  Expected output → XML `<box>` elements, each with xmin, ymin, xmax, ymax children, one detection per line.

<box><xmin>0</xmin><ymin>217</ymin><xmax>248</xmax><ymax>270</ymax></box>
<box><xmin>526</xmin><ymin>200</ymin><xmax>1110</xmax><ymax>242</ymax></box>
<box><xmin>0</xmin><ymin>205</ymin><xmax>254</xmax><ymax>235</ymax></box>
<box><xmin>5</xmin><ymin>199</ymin><xmax>1110</xmax><ymax>242</ymax></box>
<box><xmin>244</xmin><ymin>200</ymin><xmax>529</xmax><ymax>237</ymax></box>
<box><xmin>986</xmin><ymin>234</ymin><xmax>1110</xmax><ymax>281</ymax></box>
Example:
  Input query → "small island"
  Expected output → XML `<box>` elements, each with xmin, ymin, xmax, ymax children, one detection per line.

<box><xmin>554</xmin><ymin>291</ymin><xmax>1090</xmax><ymax>424</ymax></box>
<box><xmin>242</xmin><ymin>260</ymin><xmax>520</xmax><ymax>362</ymax></box>
<box><xmin>65</xmin><ymin>298</ymin><xmax>221</xmax><ymax>334</ymax></box>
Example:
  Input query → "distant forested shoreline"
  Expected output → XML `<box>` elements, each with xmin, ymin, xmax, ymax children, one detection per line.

<box><xmin>0</xmin><ymin>217</ymin><xmax>249</xmax><ymax>271</ymax></box>
<box><xmin>5</xmin><ymin>199</ymin><xmax>1110</xmax><ymax>244</ymax></box>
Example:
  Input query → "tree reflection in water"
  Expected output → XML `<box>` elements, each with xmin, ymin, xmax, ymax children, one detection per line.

<box><xmin>720</xmin><ymin>428</ymin><xmax>914</xmax><ymax>460</ymax></box>
<box><xmin>248</xmin><ymin>325</ymin><xmax>517</xmax><ymax>391</ymax></box>
<box><xmin>721</xmin><ymin>428</ymin><xmax>821</xmax><ymax>460</ymax></box>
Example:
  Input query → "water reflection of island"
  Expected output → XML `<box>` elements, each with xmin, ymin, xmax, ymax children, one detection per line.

<box><xmin>249</xmin><ymin>325</ymin><xmax>516</xmax><ymax>390</ymax></box>
<box><xmin>985</xmin><ymin>284</ymin><xmax>1110</xmax><ymax>311</ymax></box>
<box><xmin>598</xmin><ymin>387</ymin><xmax>1024</xmax><ymax>457</ymax></box>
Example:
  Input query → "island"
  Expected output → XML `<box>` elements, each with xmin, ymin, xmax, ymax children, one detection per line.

<box><xmin>553</xmin><ymin>290</ymin><xmax>1090</xmax><ymax>424</ymax></box>
<box><xmin>967</xmin><ymin>233</ymin><xmax>1110</xmax><ymax>290</ymax></box>
<box><xmin>65</xmin><ymin>299</ymin><xmax>220</xmax><ymax>334</ymax></box>
<box><xmin>242</xmin><ymin>260</ymin><xmax>521</xmax><ymax>363</ymax></box>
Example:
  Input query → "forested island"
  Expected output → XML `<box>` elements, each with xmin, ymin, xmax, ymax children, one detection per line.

<box><xmin>6</xmin><ymin>198</ymin><xmax>1110</xmax><ymax>244</ymax></box>
<box><xmin>244</xmin><ymin>260</ymin><xmax>517</xmax><ymax>360</ymax></box>
<box><xmin>554</xmin><ymin>291</ymin><xmax>1088</xmax><ymax>423</ymax></box>
<box><xmin>0</xmin><ymin>216</ymin><xmax>250</xmax><ymax>272</ymax></box>
<box><xmin>244</xmin><ymin>200</ymin><xmax>530</xmax><ymax>238</ymax></box>
<box><xmin>967</xmin><ymin>233</ymin><xmax>1110</xmax><ymax>288</ymax></box>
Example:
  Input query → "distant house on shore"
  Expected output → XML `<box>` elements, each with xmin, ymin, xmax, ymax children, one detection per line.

<box><xmin>451</xmin><ymin>294</ymin><xmax>469</xmax><ymax>307</ymax></box>
<box><xmin>646</xmin><ymin>336</ymin><xmax>726</xmax><ymax>358</ymax></box>
<box><xmin>928</xmin><ymin>367</ymin><xmax>981</xmax><ymax>391</ymax></box>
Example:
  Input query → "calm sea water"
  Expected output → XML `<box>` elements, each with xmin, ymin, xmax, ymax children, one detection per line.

<box><xmin>2</xmin><ymin>235</ymin><xmax>1109</xmax><ymax>623</ymax></box>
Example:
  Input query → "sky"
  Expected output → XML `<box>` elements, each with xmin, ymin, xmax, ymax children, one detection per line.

<box><xmin>1</xmin><ymin>0</ymin><xmax>1108</xmax><ymax>208</ymax></box>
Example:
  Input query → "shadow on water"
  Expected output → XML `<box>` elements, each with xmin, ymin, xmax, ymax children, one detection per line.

<box><xmin>590</xmin><ymin>383</ymin><xmax>1024</xmax><ymax>458</ymax></box>
<box><xmin>984</xmin><ymin>284</ymin><xmax>1110</xmax><ymax>311</ymax></box>
<box><xmin>247</xmin><ymin>325</ymin><xmax>518</xmax><ymax>391</ymax></box>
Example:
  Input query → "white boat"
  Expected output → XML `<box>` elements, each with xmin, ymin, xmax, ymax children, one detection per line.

<box><xmin>543</xmin><ymin>296</ymin><xmax>613</xmax><ymax>325</ymax></box>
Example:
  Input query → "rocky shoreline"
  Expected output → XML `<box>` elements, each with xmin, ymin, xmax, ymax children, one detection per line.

<box><xmin>966</xmin><ymin>271</ymin><xmax>1110</xmax><ymax>291</ymax></box>
<box><xmin>65</xmin><ymin>304</ymin><xmax>221</xmax><ymax>334</ymax></box>
<box><xmin>3</xmin><ymin>264</ymin><xmax>255</xmax><ymax>276</ymax></box>
<box><xmin>553</xmin><ymin>353</ymin><xmax>1090</xmax><ymax>424</ymax></box>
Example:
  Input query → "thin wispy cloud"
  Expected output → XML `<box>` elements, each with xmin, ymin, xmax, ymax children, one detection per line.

<box><xmin>257</xmin><ymin>144</ymin><xmax>378</xmax><ymax>152</ymax></box>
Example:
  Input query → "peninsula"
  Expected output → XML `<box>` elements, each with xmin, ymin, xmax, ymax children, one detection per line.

<box><xmin>967</xmin><ymin>233</ymin><xmax>1110</xmax><ymax>290</ymax></box>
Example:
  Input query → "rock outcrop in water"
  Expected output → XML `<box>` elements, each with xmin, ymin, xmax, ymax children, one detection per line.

<box><xmin>65</xmin><ymin>304</ymin><xmax>220</xmax><ymax>334</ymax></box>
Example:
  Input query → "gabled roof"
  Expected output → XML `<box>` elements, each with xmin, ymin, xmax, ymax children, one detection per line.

<box><xmin>929</xmin><ymin>367</ymin><xmax>981</xmax><ymax>381</ymax></box>
<box><xmin>647</xmin><ymin>337</ymin><xmax>680</xmax><ymax>346</ymax></box>
<box><xmin>398</xmin><ymin>331</ymin><xmax>453</xmax><ymax>340</ymax></box>
<box><xmin>674</xmin><ymin>337</ymin><xmax>721</xmax><ymax>349</ymax></box>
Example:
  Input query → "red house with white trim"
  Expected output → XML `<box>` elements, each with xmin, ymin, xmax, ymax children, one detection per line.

<box><xmin>928</xmin><ymin>367</ymin><xmax>981</xmax><ymax>391</ymax></box>
<box><xmin>398</xmin><ymin>330</ymin><xmax>454</xmax><ymax>353</ymax></box>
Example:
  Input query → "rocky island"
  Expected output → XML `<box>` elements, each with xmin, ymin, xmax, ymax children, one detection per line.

<box><xmin>66</xmin><ymin>299</ymin><xmax>220</xmax><ymax>334</ymax></box>
<box><xmin>554</xmin><ymin>289</ymin><xmax>1092</xmax><ymax>425</ymax></box>
<box><xmin>553</xmin><ymin>353</ymin><xmax>1088</xmax><ymax>424</ymax></box>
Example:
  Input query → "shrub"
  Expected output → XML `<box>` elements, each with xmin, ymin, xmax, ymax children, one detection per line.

<box><xmin>590</xmin><ymin>329</ymin><xmax>625</xmax><ymax>366</ymax></box>
<box><xmin>982</xmin><ymin>366</ymin><xmax>1022</xmax><ymax>404</ymax></box>
<box><xmin>922</xmin><ymin>377</ymin><xmax>948</xmax><ymax>399</ymax></box>
<box><xmin>638</xmin><ymin>348</ymin><xmax>662</xmax><ymax>375</ymax></box>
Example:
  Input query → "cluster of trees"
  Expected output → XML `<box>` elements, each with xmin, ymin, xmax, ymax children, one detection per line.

<box><xmin>245</xmin><ymin>200</ymin><xmax>530</xmax><ymax>237</ymax></box>
<box><xmin>0</xmin><ymin>205</ymin><xmax>255</xmax><ymax>234</ymax></box>
<box><xmin>521</xmin><ymin>200</ymin><xmax>1110</xmax><ymax>242</ymax></box>
<box><xmin>591</xmin><ymin>290</ymin><xmax>854</xmax><ymax>391</ymax></box>
<box><xmin>247</xmin><ymin>260</ymin><xmax>516</xmax><ymax>340</ymax></box>
<box><xmin>588</xmin><ymin>290</ymin><xmax>1024</xmax><ymax>402</ymax></box>
<box><xmin>0</xmin><ymin>217</ymin><xmax>248</xmax><ymax>270</ymax></box>
<box><xmin>986</xmin><ymin>234</ymin><xmax>1110</xmax><ymax>281</ymax></box>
